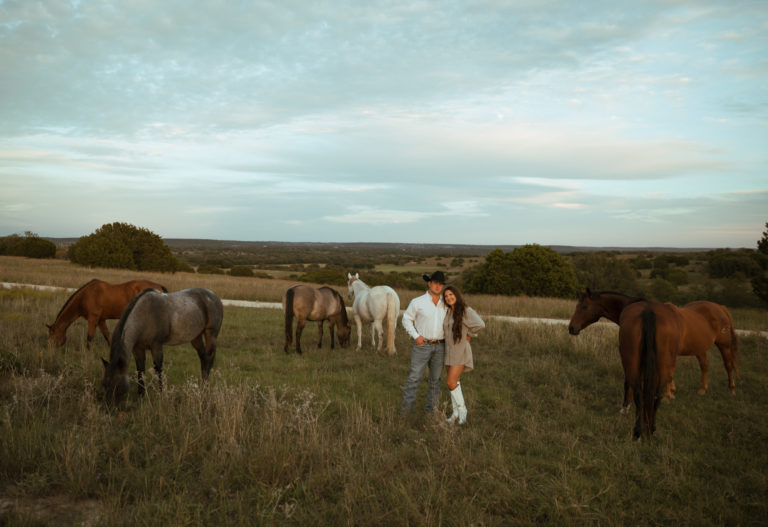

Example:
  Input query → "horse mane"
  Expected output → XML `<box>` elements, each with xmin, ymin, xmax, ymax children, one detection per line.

<box><xmin>320</xmin><ymin>286</ymin><xmax>349</xmax><ymax>324</ymax></box>
<box><xmin>110</xmin><ymin>288</ymin><xmax>159</xmax><ymax>366</ymax></box>
<box><xmin>54</xmin><ymin>278</ymin><xmax>99</xmax><ymax>320</ymax></box>
<box><xmin>584</xmin><ymin>289</ymin><xmax>646</xmax><ymax>304</ymax></box>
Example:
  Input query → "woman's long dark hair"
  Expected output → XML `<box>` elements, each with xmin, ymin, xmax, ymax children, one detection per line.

<box><xmin>443</xmin><ymin>285</ymin><xmax>466</xmax><ymax>344</ymax></box>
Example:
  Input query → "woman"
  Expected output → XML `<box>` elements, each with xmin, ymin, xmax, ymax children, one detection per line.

<box><xmin>442</xmin><ymin>285</ymin><xmax>485</xmax><ymax>424</ymax></box>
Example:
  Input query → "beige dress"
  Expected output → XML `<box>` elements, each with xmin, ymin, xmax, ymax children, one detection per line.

<box><xmin>443</xmin><ymin>306</ymin><xmax>485</xmax><ymax>371</ymax></box>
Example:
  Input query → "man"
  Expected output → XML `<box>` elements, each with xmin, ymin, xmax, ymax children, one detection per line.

<box><xmin>400</xmin><ymin>270</ymin><xmax>448</xmax><ymax>415</ymax></box>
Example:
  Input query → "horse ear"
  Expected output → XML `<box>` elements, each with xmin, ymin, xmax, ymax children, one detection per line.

<box><xmin>347</xmin><ymin>273</ymin><xmax>352</xmax><ymax>279</ymax></box>
<box><xmin>101</xmin><ymin>357</ymin><xmax>109</xmax><ymax>369</ymax></box>
<box><xmin>45</xmin><ymin>323</ymin><xmax>52</xmax><ymax>330</ymax></box>
<box><xmin>355</xmin><ymin>273</ymin><xmax>359</xmax><ymax>279</ymax></box>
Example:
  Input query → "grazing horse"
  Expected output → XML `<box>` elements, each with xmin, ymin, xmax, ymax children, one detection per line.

<box><xmin>282</xmin><ymin>285</ymin><xmax>351</xmax><ymax>354</ymax></box>
<box><xmin>101</xmin><ymin>288</ymin><xmax>223</xmax><ymax>407</ymax></box>
<box><xmin>346</xmin><ymin>273</ymin><xmax>400</xmax><ymax>356</ymax></box>
<box><xmin>568</xmin><ymin>289</ymin><xmax>739</xmax><ymax>413</ymax></box>
<box><xmin>46</xmin><ymin>278</ymin><xmax>167</xmax><ymax>348</ymax></box>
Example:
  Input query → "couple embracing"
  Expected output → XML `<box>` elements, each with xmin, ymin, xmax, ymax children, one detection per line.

<box><xmin>400</xmin><ymin>271</ymin><xmax>485</xmax><ymax>424</ymax></box>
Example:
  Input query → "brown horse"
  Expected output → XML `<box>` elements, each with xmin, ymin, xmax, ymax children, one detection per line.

<box><xmin>568</xmin><ymin>289</ymin><xmax>739</xmax><ymax>411</ymax></box>
<box><xmin>283</xmin><ymin>285</ymin><xmax>351</xmax><ymax>354</ymax></box>
<box><xmin>47</xmin><ymin>279</ymin><xmax>167</xmax><ymax>348</ymax></box>
<box><xmin>620</xmin><ymin>301</ymin><xmax>679</xmax><ymax>439</ymax></box>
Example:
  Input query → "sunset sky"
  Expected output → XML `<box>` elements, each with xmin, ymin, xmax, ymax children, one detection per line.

<box><xmin>1</xmin><ymin>0</ymin><xmax>766</xmax><ymax>248</ymax></box>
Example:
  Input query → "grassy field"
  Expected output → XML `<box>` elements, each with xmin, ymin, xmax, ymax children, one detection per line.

<box><xmin>1</xmin><ymin>257</ymin><xmax>767</xmax><ymax>525</ymax></box>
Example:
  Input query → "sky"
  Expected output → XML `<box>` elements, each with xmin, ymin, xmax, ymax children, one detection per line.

<box><xmin>1</xmin><ymin>1</ymin><xmax>767</xmax><ymax>249</ymax></box>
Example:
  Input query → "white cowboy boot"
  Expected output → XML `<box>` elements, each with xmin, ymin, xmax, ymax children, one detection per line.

<box><xmin>448</xmin><ymin>382</ymin><xmax>467</xmax><ymax>425</ymax></box>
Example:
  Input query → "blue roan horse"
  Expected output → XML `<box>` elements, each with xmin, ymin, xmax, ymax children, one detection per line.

<box><xmin>101</xmin><ymin>287</ymin><xmax>224</xmax><ymax>407</ymax></box>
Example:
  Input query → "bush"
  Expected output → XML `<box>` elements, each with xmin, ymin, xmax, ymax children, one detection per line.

<box><xmin>706</xmin><ymin>249</ymin><xmax>762</xmax><ymax>279</ymax></box>
<box><xmin>197</xmin><ymin>263</ymin><xmax>225</xmax><ymax>275</ymax></box>
<box><xmin>229</xmin><ymin>265</ymin><xmax>254</xmax><ymax>277</ymax></box>
<box><xmin>0</xmin><ymin>232</ymin><xmax>56</xmax><ymax>259</ymax></box>
<box><xmin>67</xmin><ymin>222</ymin><xmax>186</xmax><ymax>272</ymax></box>
<box><xmin>464</xmin><ymin>245</ymin><xmax>579</xmax><ymax>298</ymax></box>
<box><xmin>571</xmin><ymin>253</ymin><xmax>640</xmax><ymax>294</ymax></box>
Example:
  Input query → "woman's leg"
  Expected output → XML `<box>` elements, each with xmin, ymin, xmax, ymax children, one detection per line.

<box><xmin>446</xmin><ymin>365</ymin><xmax>466</xmax><ymax>422</ymax></box>
<box><xmin>446</xmin><ymin>365</ymin><xmax>465</xmax><ymax>390</ymax></box>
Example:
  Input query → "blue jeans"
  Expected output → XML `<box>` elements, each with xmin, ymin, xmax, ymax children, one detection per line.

<box><xmin>400</xmin><ymin>342</ymin><xmax>445</xmax><ymax>414</ymax></box>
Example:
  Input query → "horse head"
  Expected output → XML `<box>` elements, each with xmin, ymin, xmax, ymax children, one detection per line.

<box><xmin>346</xmin><ymin>272</ymin><xmax>359</xmax><ymax>299</ymax></box>
<box><xmin>46</xmin><ymin>323</ymin><xmax>66</xmax><ymax>347</ymax></box>
<box><xmin>101</xmin><ymin>357</ymin><xmax>129</xmax><ymax>409</ymax></box>
<box><xmin>568</xmin><ymin>288</ymin><xmax>603</xmax><ymax>335</ymax></box>
<box><xmin>337</xmin><ymin>320</ymin><xmax>352</xmax><ymax>347</ymax></box>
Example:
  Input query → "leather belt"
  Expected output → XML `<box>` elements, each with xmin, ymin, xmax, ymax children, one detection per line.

<box><xmin>425</xmin><ymin>339</ymin><xmax>445</xmax><ymax>344</ymax></box>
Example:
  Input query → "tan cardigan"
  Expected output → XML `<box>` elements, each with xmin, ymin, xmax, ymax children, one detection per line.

<box><xmin>443</xmin><ymin>306</ymin><xmax>485</xmax><ymax>371</ymax></box>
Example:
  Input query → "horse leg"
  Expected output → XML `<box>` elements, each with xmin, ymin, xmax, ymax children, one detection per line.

<box><xmin>295</xmin><ymin>319</ymin><xmax>306</xmax><ymax>354</ymax></box>
<box><xmin>86</xmin><ymin>314</ymin><xmax>100</xmax><ymax>349</ymax></box>
<box><xmin>715</xmin><ymin>342</ymin><xmax>736</xmax><ymax>394</ymax></box>
<box><xmin>373</xmin><ymin>320</ymin><xmax>384</xmax><ymax>352</ymax></box>
<box><xmin>192</xmin><ymin>334</ymin><xmax>212</xmax><ymax>380</ymax></box>
<box><xmin>354</xmin><ymin>314</ymin><xmax>363</xmax><ymax>352</ymax></box>
<box><xmin>284</xmin><ymin>318</ymin><xmax>293</xmax><ymax>354</ymax></box>
<box><xmin>97</xmin><ymin>319</ymin><xmax>111</xmax><ymax>346</ymax></box>
<box><xmin>134</xmin><ymin>347</ymin><xmax>147</xmax><ymax>397</ymax></box>
<box><xmin>317</xmin><ymin>321</ymin><xmax>324</xmax><ymax>349</ymax></box>
<box><xmin>150</xmin><ymin>344</ymin><xmax>164</xmax><ymax>392</ymax></box>
<box><xmin>695</xmin><ymin>352</ymin><xmax>709</xmax><ymax>395</ymax></box>
<box><xmin>329</xmin><ymin>322</ymin><xmax>336</xmax><ymax>350</ymax></box>
<box><xmin>663</xmin><ymin>379</ymin><xmax>676</xmax><ymax>401</ymax></box>
<box><xmin>620</xmin><ymin>380</ymin><xmax>632</xmax><ymax>414</ymax></box>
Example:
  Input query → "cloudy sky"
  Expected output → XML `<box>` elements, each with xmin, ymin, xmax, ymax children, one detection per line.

<box><xmin>1</xmin><ymin>1</ymin><xmax>766</xmax><ymax>248</ymax></box>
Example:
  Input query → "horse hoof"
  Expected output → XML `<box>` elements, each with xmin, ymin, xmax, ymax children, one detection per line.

<box><xmin>619</xmin><ymin>406</ymin><xmax>629</xmax><ymax>415</ymax></box>
<box><xmin>697</xmin><ymin>389</ymin><xmax>707</xmax><ymax>395</ymax></box>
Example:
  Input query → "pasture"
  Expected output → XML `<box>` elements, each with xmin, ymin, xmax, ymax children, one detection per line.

<box><xmin>1</xmin><ymin>256</ymin><xmax>767</xmax><ymax>525</ymax></box>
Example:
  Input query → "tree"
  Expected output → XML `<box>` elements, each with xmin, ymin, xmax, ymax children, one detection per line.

<box><xmin>68</xmin><ymin>222</ymin><xmax>187</xmax><ymax>272</ymax></box>
<box><xmin>0</xmin><ymin>232</ymin><xmax>56</xmax><ymax>259</ymax></box>
<box><xmin>571</xmin><ymin>253</ymin><xmax>640</xmax><ymax>294</ymax></box>
<box><xmin>758</xmin><ymin>222</ymin><xmax>768</xmax><ymax>255</ymax></box>
<box><xmin>752</xmin><ymin>222</ymin><xmax>768</xmax><ymax>306</ymax></box>
<box><xmin>464</xmin><ymin>245</ymin><xmax>578</xmax><ymax>298</ymax></box>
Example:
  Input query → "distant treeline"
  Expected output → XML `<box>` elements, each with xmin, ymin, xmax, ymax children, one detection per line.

<box><xmin>6</xmin><ymin>221</ymin><xmax>768</xmax><ymax>308</ymax></box>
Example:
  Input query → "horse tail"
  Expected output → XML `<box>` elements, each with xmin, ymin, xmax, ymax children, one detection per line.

<box><xmin>723</xmin><ymin>306</ymin><xmax>739</xmax><ymax>375</ymax></box>
<box><xmin>284</xmin><ymin>287</ymin><xmax>296</xmax><ymax>344</ymax></box>
<box><xmin>385</xmin><ymin>290</ymin><xmax>400</xmax><ymax>355</ymax></box>
<box><xmin>639</xmin><ymin>308</ymin><xmax>658</xmax><ymax>438</ymax></box>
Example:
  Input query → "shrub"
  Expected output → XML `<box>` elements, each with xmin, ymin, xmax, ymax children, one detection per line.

<box><xmin>197</xmin><ymin>263</ymin><xmax>225</xmax><ymax>275</ymax></box>
<box><xmin>229</xmin><ymin>265</ymin><xmax>254</xmax><ymax>277</ymax></box>
<box><xmin>464</xmin><ymin>245</ymin><xmax>578</xmax><ymax>298</ymax></box>
<box><xmin>0</xmin><ymin>232</ymin><xmax>56</xmax><ymax>259</ymax></box>
<box><xmin>67</xmin><ymin>222</ymin><xmax>186</xmax><ymax>272</ymax></box>
<box><xmin>571</xmin><ymin>252</ymin><xmax>640</xmax><ymax>294</ymax></box>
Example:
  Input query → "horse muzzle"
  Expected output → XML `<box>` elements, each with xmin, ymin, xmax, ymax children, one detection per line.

<box><xmin>568</xmin><ymin>325</ymin><xmax>580</xmax><ymax>336</ymax></box>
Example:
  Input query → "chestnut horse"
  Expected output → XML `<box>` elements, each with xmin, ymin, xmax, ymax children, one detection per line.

<box><xmin>101</xmin><ymin>287</ymin><xmax>223</xmax><ymax>408</ymax></box>
<box><xmin>568</xmin><ymin>289</ymin><xmax>739</xmax><ymax>412</ymax></box>
<box><xmin>283</xmin><ymin>285</ymin><xmax>351</xmax><ymax>354</ymax></box>
<box><xmin>47</xmin><ymin>279</ymin><xmax>167</xmax><ymax>348</ymax></box>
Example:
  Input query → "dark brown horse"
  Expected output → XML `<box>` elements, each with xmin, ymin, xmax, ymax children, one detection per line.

<box><xmin>568</xmin><ymin>289</ymin><xmax>739</xmax><ymax>412</ymax></box>
<box><xmin>101</xmin><ymin>287</ymin><xmax>223</xmax><ymax>408</ymax></box>
<box><xmin>283</xmin><ymin>285</ymin><xmax>351</xmax><ymax>354</ymax></box>
<box><xmin>47</xmin><ymin>279</ymin><xmax>167</xmax><ymax>348</ymax></box>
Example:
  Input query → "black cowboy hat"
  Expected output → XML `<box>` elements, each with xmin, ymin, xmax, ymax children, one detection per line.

<box><xmin>422</xmin><ymin>271</ymin><xmax>447</xmax><ymax>284</ymax></box>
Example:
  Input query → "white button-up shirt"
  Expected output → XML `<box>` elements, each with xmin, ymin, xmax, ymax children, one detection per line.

<box><xmin>401</xmin><ymin>291</ymin><xmax>448</xmax><ymax>341</ymax></box>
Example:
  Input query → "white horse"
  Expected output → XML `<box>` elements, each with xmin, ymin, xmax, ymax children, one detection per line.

<box><xmin>346</xmin><ymin>273</ymin><xmax>400</xmax><ymax>356</ymax></box>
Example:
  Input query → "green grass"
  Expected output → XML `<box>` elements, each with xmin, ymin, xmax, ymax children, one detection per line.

<box><xmin>1</xmin><ymin>286</ymin><xmax>767</xmax><ymax>525</ymax></box>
